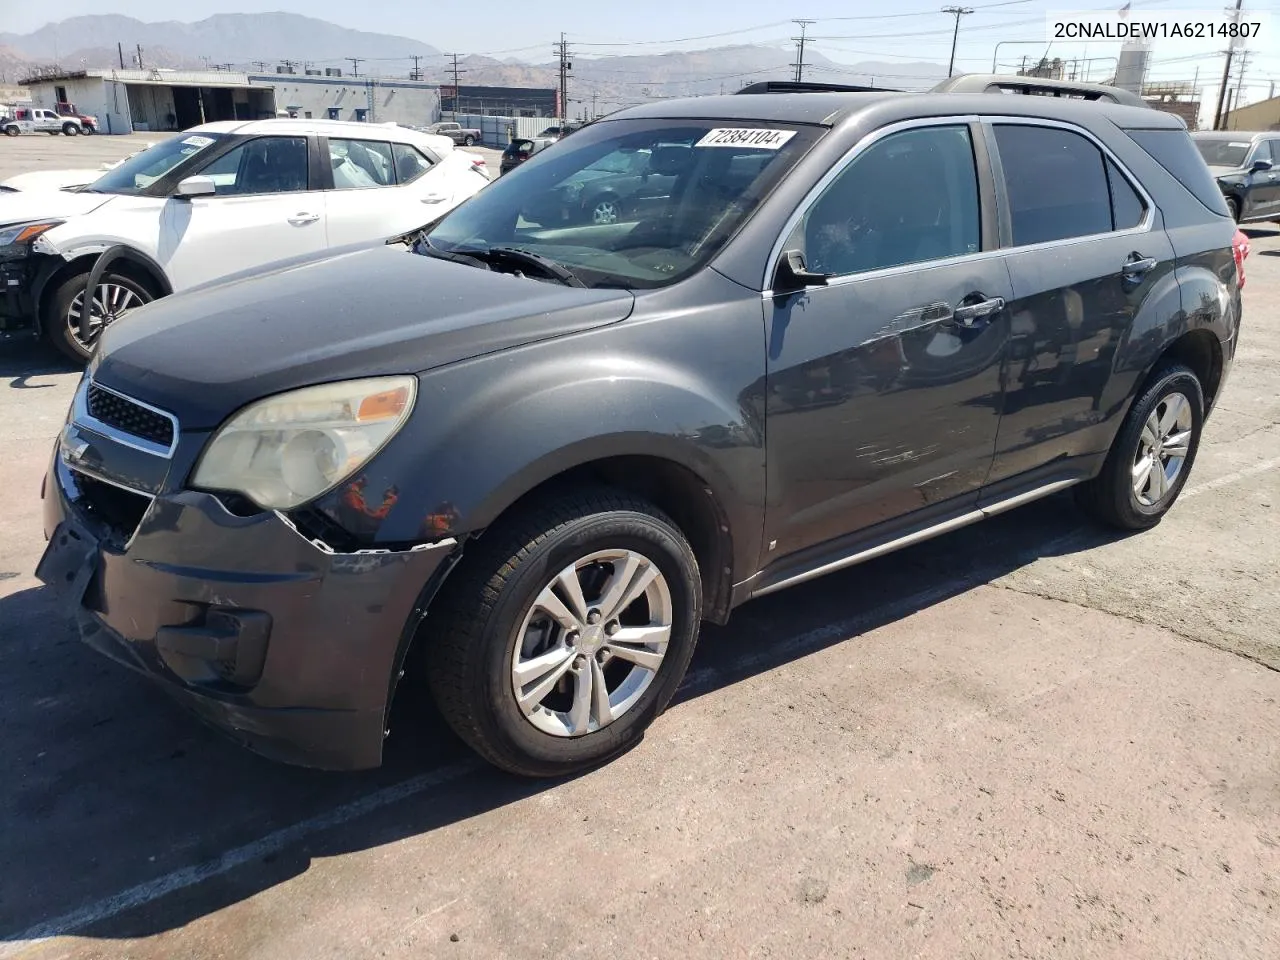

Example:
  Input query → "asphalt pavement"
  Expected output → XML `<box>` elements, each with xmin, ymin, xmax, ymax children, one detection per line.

<box><xmin>0</xmin><ymin>143</ymin><xmax>1277</xmax><ymax>958</ymax></box>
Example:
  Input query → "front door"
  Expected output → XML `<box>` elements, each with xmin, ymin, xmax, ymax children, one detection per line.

<box><xmin>983</xmin><ymin>121</ymin><xmax>1178</xmax><ymax>488</ymax></box>
<box><xmin>1247</xmin><ymin>138</ymin><xmax>1280</xmax><ymax>219</ymax></box>
<box><xmin>159</xmin><ymin>134</ymin><xmax>326</xmax><ymax>291</ymax></box>
<box><xmin>762</xmin><ymin>122</ymin><xmax>1011</xmax><ymax>560</ymax></box>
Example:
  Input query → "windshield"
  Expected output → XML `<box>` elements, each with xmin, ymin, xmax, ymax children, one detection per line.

<box><xmin>424</xmin><ymin>119</ymin><xmax>818</xmax><ymax>289</ymax></box>
<box><xmin>86</xmin><ymin>132</ymin><xmax>225</xmax><ymax>194</ymax></box>
<box><xmin>1193</xmin><ymin>137</ymin><xmax>1251</xmax><ymax>168</ymax></box>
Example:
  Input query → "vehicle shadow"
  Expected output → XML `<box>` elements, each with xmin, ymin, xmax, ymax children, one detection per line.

<box><xmin>0</xmin><ymin>339</ymin><xmax>79</xmax><ymax>385</ymax></box>
<box><xmin>0</xmin><ymin>494</ymin><xmax>1127</xmax><ymax>943</ymax></box>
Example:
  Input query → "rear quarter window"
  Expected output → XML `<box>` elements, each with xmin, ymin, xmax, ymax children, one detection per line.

<box><xmin>1125</xmin><ymin>129</ymin><xmax>1231</xmax><ymax>218</ymax></box>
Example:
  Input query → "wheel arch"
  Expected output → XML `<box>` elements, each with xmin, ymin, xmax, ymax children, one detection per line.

<box><xmin>33</xmin><ymin>246</ymin><xmax>172</xmax><ymax>334</ymax></box>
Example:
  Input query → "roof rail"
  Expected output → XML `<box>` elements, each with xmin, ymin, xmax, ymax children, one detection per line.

<box><xmin>930</xmin><ymin>74</ymin><xmax>1148</xmax><ymax>108</ymax></box>
<box><xmin>735</xmin><ymin>80</ymin><xmax>900</xmax><ymax>95</ymax></box>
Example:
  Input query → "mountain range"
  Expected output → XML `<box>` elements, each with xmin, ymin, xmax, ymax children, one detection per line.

<box><xmin>0</xmin><ymin>14</ymin><xmax>948</xmax><ymax>115</ymax></box>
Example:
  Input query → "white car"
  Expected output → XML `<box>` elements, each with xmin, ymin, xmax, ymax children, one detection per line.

<box><xmin>0</xmin><ymin>148</ymin><xmax>156</xmax><ymax>194</ymax></box>
<box><xmin>0</xmin><ymin>118</ymin><xmax>490</xmax><ymax>360</ymax></box>
<box><xmin>2</xmin><ymin>107</ymin><xmax>86</xmax><ymax>137</ymax></box>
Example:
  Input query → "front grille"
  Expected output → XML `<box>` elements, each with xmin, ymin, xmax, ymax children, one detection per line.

<box><xmin>74</xmin><ymin>473</ymin><xmax>152</xmax><ymax>544</ymax></box>
<box><xmin>86</xmin><ymin>384</ymin><xmax>174</xmax><ymax>449</ymax></box>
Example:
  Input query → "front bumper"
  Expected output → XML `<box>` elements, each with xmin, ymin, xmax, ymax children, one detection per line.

<box><xmin>37</xmin><ymin>448</ymin><xmax>457</xmax><ymax>770</ymax></box>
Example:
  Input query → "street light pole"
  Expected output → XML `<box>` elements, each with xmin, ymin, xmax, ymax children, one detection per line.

<box><xmin>944</xmin><ymin>6</ymin><xmax>974</xmax><ymax>78</ymax></box>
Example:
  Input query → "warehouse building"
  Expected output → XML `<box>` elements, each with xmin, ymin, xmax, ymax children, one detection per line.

<box><xmin>20</xmin><ymin>67</ymin><xmax>442</xmax><ymax>134</ymax></box>
<box><xmin>440</xmin><ymin>84</ymin><xmax>559</xmax><ymax>118</ymax></box>
<box><xmin>1225</xmin><ymin>94</ymin><xmax>1280</xmax><ymax>132</ymax></box>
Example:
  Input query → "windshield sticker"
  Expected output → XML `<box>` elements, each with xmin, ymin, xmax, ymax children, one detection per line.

<box><xmin>1229</xmin><ymin>142</ymin><xmax>1251</xmax><ymax>148</ymax></box>
<box><xmin>182</xmin><ymin>135</ymin><xmax>215</xmax><ymax>148</ymax></box>
<box><xmin>696</xmin><ymin>128</ymin><xmax>796</xmax><ymax>150</ymax></box>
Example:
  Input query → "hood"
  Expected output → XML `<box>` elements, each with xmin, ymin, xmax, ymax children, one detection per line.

<box><xmin>1207</xmin><ymin>164</ymin><xmax>1246</xmax><ymax>178</ymax></box>
<box><xmin>1</xmin><ymin>169</ymin><xmax>104</xmax><ymax>192</ymax></box>
<box><xmin>0</xmin><ymin>188</ymin><xmax>113</xmax><ymax>223</ymax></box>
<box><xmin>92</xmin><ymin>243</ymin><xmax>636</xmax><ymax>429</ymax></box>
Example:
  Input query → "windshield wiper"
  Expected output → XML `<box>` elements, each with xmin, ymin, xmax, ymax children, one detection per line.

<box><xmin>413</xmin><ymin>236</ymin><xmax>493</xmax><ymax>270</ymax></box>
<box><xmin>474</xmin><ymin>247</ymin><xmax>586</xmax><ymax>288</ymax></box>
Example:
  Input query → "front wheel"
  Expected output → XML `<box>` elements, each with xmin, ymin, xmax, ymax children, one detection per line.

<box><xmin>425</xmin><ymin>489</ymin><xmax>702</xmax><ymax>777</ymax></box>
<box><xmin>1076</xmin><ymin>363</ymin><xmax>1204</xmax><ymax>530</ymax></box>
<box><xmin>44</xmin><ymin>271</ymin><xmax>156</xmax><ymax>363</ymax></box>
<box><xmin>3</xmin><ymin>126</ymin><xmax>18</xmax><ymax>137</ymax></box>
<box><xmin>62</xmin><ymin>123</ymin><xmax>79</xmax><ymax>136</ymax></box>
<box><xmin>1227</xmin><ymin>197</ymin><xmax>1241</xmax><ymax>222</ymax></box>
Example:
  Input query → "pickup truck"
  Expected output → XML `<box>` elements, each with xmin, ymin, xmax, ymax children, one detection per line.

<box><xmin>2</xmin><ymin>107</ymin><xmax>87</xmax><ymax>137</ymax></box>
<box><xmin>427</xmin><ymin>121</ymin><xmax>481</xmax><ymax>146</ymax></box>
<box><xmin>55</xmin><ymin>102</ymin><xmax>99</xmax><ymax>134</ymax></box>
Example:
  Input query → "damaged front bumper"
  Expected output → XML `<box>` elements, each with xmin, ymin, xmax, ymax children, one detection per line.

<box><xmin>37</xmin><ymin>425</ymin><xmax>459</xmax><ymax>770</ymax></box>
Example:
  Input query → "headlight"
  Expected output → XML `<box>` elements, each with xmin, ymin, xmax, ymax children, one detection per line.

<box><xmin>191</xmin><ymin>376</ymin><xmax>417</xmax><ymax>510</ymax></box>
<box><xmin>0</xmin><ymin>221</ymin><xmax>61</xmax><ymax>247</ymax></box>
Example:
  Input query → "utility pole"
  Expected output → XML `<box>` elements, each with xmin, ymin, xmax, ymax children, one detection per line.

<box><xmin>554</xmin><ymin>34</ymin><xmax>572</xmax><ymax>125</ymax></box>
<box><xmin>1213</xmin><ymin>0</ymin><xmax>1244</xmax><ymax>130</ymax></box>
<box><xmin>347</xmin><ymin>57</ymin><xmax>363</xmax><ymax>78</ymax></box>
<box><xmin>591</xmin><ymin>90</ymin><xmax>598</xmax><ymax>119</ymax></box>
<box><xmin>410</xmin><ymin>55</ymin><xmax>422</xmax><ymax>81</ymax></box>
<box><xmin>253</xmin><ymin>61</ymin><xmax>269</xmax><ymax>73</ymax></box>
<box><xmin>280</xmin><ymin>58</ymin><xmax>301</xmax><ymax>75</ymax></box>
<box><xmin>446</xmin><ymin>53</ymin><xmax>466</xmax><ymax>117</ymax></box>
<box><xmin>136</xmin><ymin>44</ymin><xmax>144</xmax><ymax>70</ymax></box>
<box><xmin>943</xmin><ymin>6</ymin><xmax>974</xmax><ymax>78</ymax></box>
<box><xmin>790</xmin><ymin>20</ymin><xmax>815</xmax><ymax>83</ymax></box>
<box><xmin>118</xmin><ymin>42</ymin><xmax>125</xmax><ymax>69</ymax></box>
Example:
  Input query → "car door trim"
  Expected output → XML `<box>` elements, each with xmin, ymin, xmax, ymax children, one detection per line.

<box><xmin>749</xmin><ymin>478</ymin><xmax>1080</xmax><ymax>597</ymax></box>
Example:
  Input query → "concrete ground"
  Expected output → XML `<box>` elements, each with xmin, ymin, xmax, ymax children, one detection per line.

<box><xmin>0</xmin><ymin>155</ymin><xmax>1277</xmax><ymax>956</ymax></box>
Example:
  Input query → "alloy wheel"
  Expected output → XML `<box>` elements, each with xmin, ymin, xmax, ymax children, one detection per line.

<box><xmin>511</xmin><ymin>549</ymin><xmax>672</xmax><ymax>737</ymax></box>
<box><xmin>591</xmin><ymin>200</ymin><xmax>620</xmax><ymax>225</ymax></box>
<box><xmin>1132</xmin><ymin>391</ymin><xmax>1193</xmax><ymax>506</ymax></box>
<box><xmin>66</xmin><ymin>282</ymin><xmax>144</xmax><ymax>350</ymax></box>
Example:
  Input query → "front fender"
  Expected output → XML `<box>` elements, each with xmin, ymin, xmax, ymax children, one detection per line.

<box><xmin>305</xmin><ymin>335</ymin><xmax>767</xmax><ymax>584</ymax></box>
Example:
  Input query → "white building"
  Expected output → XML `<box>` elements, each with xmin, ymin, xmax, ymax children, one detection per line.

<box><xmin>21</xmin><ymin>68</ymin><xmax>442</xmax><ymax>135</ymax></box>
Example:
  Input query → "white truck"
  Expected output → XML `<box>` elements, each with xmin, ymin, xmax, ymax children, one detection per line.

<box><xmin>2</xmin><ymin>107</ymin><xmax>87</xmax><ymax>137</ymax></box>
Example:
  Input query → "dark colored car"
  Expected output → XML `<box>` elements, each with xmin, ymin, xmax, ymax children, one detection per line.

<box><xmin>499</xmin><ymin>137</ymin><xmax>543</xmax><ymax>175</ymax></box>
<box><xmin>37</xmin><ymin>87</ymin><xmax>1241</xmax><ymax>779</ymax></box>
<box><xmin>1191</xmin><ymin>131</ymin><xmax>1280</xmax><ymax>224</ymax></box>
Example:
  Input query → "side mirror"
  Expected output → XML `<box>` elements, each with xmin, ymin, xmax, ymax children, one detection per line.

<box><xmin>1250</xmin><ymin>158</ymin><xmax>1273</xmax><ymax>172</ymax></box>
<box><xmin>175</xmin><ymin>175</ymin><xmax>217</xmax><ymax>198</ymax></box>
<box><xmin>774</xmin><ymin>249</ymin><xmax>830</xmax><ymax>294</ymax></box>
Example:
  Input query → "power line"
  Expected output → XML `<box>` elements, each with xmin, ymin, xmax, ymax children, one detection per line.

<box><xmin>791</xmin><ymin>20</ymin><xmax>815</xmax><ymax>82</ymax></box>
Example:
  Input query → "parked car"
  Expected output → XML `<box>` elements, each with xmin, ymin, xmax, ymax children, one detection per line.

<box><xmin>37</xmin><ymin>84</ymin><xmax>1240</xmax><ymax>779</ymax></box>
<box><xmin>2</xmin><ymin>107</ymin><xmax>86</xmax><ymax>137</ymax></box>
<box><xmin>499</xmin><ymin>137</ymin><xmax>551</xmax><ymax>175</ymax></box>
<box><xmin>428</xmin><ymin>121</ymin><xmax>481</xmax><ymax>146</ymax></box>
<box><xmin>537</xmin><ymin>122</ymin><xmax>583</xmax><ymax>141</ymax></box>
<box><xmin>0</xmin><ymin>118</ymin><xmax>489</xmax><ymax>360</ymax></box>
<box><xmin>1190</xmin><ymin>130</ymin><xmax>1280</xmax><ymax>224</ymax></box>
<box><xmin>55</xmin><ymin>102</ymin><xmax>99</xmax><ymax>134</ymax></box>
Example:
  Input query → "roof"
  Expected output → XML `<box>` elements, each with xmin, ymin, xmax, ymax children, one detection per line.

<box><xmin>607</xmin><ymin>91</ymin><xmax>1182</xmax><ymax>131</ymax></box>
<box><xmin>184</xmin><ymin>118</ymin><xmax>455</xmax><ymax>149</ymax></box>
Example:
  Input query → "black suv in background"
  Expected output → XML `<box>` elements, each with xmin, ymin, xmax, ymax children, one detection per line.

<box><xmin>1191</xmin><ymin>130</ymin><xmax>1280</xmax><ymax>224</ymax></box>
<box><xmin>38</xmin><ymin>83</ymin><xmax>1241</xmax><ymax>778</ymax></box>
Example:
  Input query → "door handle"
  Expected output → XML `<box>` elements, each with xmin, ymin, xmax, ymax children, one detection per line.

<box><xmin>951</xmin><ymin>296</ymin><xmax>1005</xmax><ymax>327</ymax></box>
<box><xmin>288</xmin><ymin>212</ymin><xmax>320</xmax><ymax>225</ymax></box>
<box><xmin>1121</xmin><ymin>255</ymin><xmax>1158</xmax><ymax>279</ymax></box>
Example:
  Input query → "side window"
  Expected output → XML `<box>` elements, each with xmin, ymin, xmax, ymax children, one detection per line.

<box><xmin>1106</xmin><ymin>159</ymin><xmax>1146</xmax><ymax>231</ymax></box>
<box><xmin>994</xmin><ymin>125</ymin><xmax>1113</xmax><ymax>245</ymax></box>
<box><xmin>788</xmin><ymin>124</ymin><xmax>981</xmax><ymax>276</ymax></box>
<box><xmin>329</xmin><ymin>138</ymin><xmax>396</xmax><ymax>189</ymax></box>
<box><xmin>392</xmin><ymin>143</ymin><xmax>434</xmax><ymax>185</ymax></box>
<box><xmin>1251</xmin><ymin>139</ymin><xmax>1273</xmax><ymax>163</ymax></box>
<box><xmin>195</xmin><ymin>137</ymin><xmax>310</xmax><ymax>196</ymax></box>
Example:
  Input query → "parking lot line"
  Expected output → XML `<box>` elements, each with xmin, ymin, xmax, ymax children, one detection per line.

<box><xmin>1180</xmin><ymin>454</ymin><xmax>1280</xmax><ymax>500</ymax></box>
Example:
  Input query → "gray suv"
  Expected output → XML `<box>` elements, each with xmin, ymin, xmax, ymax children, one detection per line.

<box><xmin>38</xmin><ymin>83</ymin><xmax>1241</xmax><ymax>778</ymax></box>
<box><xmin>1191</xmin><ymin>130</ymin><xmax>1280</xmax><ymax>224</ymax></box>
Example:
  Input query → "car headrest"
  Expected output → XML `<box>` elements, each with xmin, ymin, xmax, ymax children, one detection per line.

<box><xmin>650</xmin><ymin>145</ymin><xmax>694</xmax><ymax>177</ymax></box>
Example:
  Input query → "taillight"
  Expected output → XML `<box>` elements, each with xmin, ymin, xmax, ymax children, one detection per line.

<box><xmin>1232</xmin><ymin>228</ymin><xmax>1249</xmax><ymax>290</ymax></box>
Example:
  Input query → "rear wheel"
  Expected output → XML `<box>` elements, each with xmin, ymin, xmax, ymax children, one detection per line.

<box><xmin>589</xmin><ymin>196</ymin><xmax>623</xmax><ymax>225</ymax></box>
<box><xmin>44</xmin><ymin>271</ymin><xmax>156</xmax><ymax>363</ymax></box>
<box><xmin>463</xmin><ymin>135</ymin><xmax>475</xmax><ymax>146</ymax></box>
<box><xmin>1076</xmin><ymin>363</ymin><xmax>1204</xmax><ymax>530</ymax></box>
<box><xmin>1227</xmin><ymin>196</ymin><xmax>1241</xmax><ymax>222</ymax></box>
<box><xmin>425</xmin><ymin>489</ymin><xmax>702</xmax><ymax>777</ymax></box>
<box><xmin>3</xmin><ymin>126</ymin><xmax>18</xmax><ymax>137</ymax></box>
<box><xmin>62</xmin><ymin>123</ymin><xmax>79</xmax><ymax>136</ymax></box>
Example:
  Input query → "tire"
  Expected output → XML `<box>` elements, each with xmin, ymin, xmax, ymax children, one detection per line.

<box><xmin>463</xmin><ymin>135</ymin><xmax>475</xmax><ymax>147</ymax></box>
<box><xmin>3</xmin><ymin>126</ymin><xmax>17</xmax><ymax>137</ymax></box>
<box><xmin>1075</xmin><ymin>363</ymin><xmax>1204</xmax><ymax>531</ymax></box>
<box><xmin>43</xmin><ymin>270</ymin><xmax>155</xmax><ymax>363</ymax></box>
<box><xmin>82</xmin><ymin>126</ymin><xmax>95</xmax><ymax>136</ymax></box>
<box><xmin>588</xmin><ymin>195</ymin><xmax>623</xmax><ymax>225</ymax></box>
<box><xmin>1227</xmin><ymin>196</ymin><xmax>1241</xmax><ymax>222</ymax></box>
<box><xmin>62</xmin><ymin>123</ymin><xmax>79</xmax><ymax>137</ymax></box>
<box><xmin>425</xmin><ymin>488</ymin><xmax>702</xmax><ymax>778</ymax></box>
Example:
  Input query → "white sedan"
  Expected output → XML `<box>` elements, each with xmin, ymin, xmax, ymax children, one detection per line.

<box><xmin>0</xmin><ymin>119</ymin><xmax>490</xmax><ymax>360</ymax></box>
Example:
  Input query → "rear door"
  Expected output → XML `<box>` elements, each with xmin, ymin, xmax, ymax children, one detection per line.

<box><xmin>159</xmin><ymin>134</ymin><xmax>326</xmax><ymax>290</ymax></box>
<box><xmin>762</xmin><ymin>120</ymin><xmax>1012</xmax><ymax>558</ymax></box>
<box><xmin>321</xmin><ymin>137</ymin><xmax>450</xmax><ymax>246</ymax></box>
<box><xmin>982</xmin><ymin>120</ymin><xmax>1176</xmax><ymax>492</ymax></box>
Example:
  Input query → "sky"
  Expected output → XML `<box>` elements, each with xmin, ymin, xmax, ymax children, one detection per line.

<box><xmin>6</xmin><ymin>0</ymin><xmax>1280</xmax><ymax>108</ymax></box>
